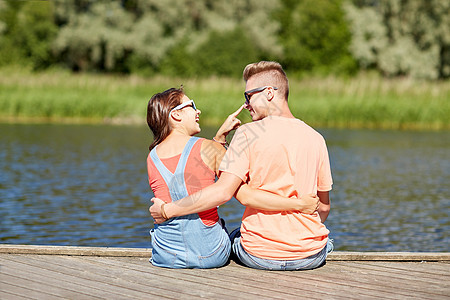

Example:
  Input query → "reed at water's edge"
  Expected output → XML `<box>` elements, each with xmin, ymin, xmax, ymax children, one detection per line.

<box><xmin>0</xmin><ymin>67</ymin><xmax>448</xmax><ymax>130</ymax></box>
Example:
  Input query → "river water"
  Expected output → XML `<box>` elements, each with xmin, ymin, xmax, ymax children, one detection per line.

<box><xmin>0</xmin><ymin>123</ymin><xmax>449</xmax><ymax>252</ymax></box>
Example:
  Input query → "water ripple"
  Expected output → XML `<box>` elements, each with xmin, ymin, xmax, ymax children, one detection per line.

<box><xmin>1</xmin><ymin>124</ymin><xmax>449</xmax><ymax>251</ymax></box>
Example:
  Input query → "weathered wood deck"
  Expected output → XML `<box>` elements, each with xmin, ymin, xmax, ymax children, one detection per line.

<box><xmin>1</xmin><ymin>245</ymin><xmax>449</xmax><ymax>299</ymax></box>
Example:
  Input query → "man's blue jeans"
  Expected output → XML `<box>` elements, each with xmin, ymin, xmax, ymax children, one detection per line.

<box><xmin>229</xmin><ymin>228</ymin><xmax>333</xmax><ymax>271</ymax></box>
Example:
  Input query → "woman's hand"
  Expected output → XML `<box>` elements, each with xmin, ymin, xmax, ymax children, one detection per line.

<box><xmin>299</xmin><ymin>194</ymin><xmax>321</xmax><ymax>214</ymax></box>
<box><xmin>214</xmin><ymin>105</ymin><xmax>245</xmax><ymax>143</ymax></box>
<box><xmin>149</xmin><ymin>197</ymin><xmax>167</xmax><ymax>224</ymax></box>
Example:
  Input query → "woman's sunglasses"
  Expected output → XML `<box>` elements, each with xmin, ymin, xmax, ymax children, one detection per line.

<box><xmin>170</xmin><ymin>100</ymin><xmax>197</xmax><ymax>114</ymax></box>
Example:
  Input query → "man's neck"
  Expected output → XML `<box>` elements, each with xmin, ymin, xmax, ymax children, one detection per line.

<box><xmin>268</xmin><ymin>100</ymin><xmax>295</xmax><ymax>118</ymax></box>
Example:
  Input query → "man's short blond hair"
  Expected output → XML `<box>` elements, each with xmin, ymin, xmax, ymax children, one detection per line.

<box><xmin>243</xmin><ymin>61</ymin><xmax>289</xmax><ymax>101</ymax></box>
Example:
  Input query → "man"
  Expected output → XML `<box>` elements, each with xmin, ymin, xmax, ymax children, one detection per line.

<box><xmin>150</xmin><ymin>61</ymin><xmax>333</xmax><ymax>270</ymax></box>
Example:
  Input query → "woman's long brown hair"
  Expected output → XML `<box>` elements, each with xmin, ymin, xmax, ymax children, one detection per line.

<box><xmin>147</xmin><ymin>87</ymin><xmax>184</xmax><ymax>150</ymax></box>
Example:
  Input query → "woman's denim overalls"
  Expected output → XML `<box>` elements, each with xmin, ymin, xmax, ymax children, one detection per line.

<box><xmin>149</xmin><ymin>137</ymin><xmax>231</xmax><ymax>268</ymax></box>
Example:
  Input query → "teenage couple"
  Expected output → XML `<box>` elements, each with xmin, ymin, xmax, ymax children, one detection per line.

<box><xmin>147</xmin><ymin>61</ymin><xmax>333</xmax><ymax>271</ymax></box>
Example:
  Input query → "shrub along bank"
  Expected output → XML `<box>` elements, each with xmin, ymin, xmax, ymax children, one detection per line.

<box><xmin>0</xmin><ymin>69</ymin><xmax>448</xmax><ymax>130</ymax></box>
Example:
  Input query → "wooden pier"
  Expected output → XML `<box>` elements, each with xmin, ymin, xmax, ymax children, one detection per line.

<box><xmin>1</xmin><ymin>245</ymin><xmax>449</xmax><ymax>299</ymax></box>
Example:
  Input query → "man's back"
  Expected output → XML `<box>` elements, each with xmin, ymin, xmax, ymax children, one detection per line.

<box><xmin>220</xmin><ymin>116</ymin><xmax>333</xmax><ymax>260</ymax></box>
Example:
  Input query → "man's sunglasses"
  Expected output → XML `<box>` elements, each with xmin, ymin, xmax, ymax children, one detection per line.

<box><xmin>169</xmin><ymin>100</ymin><xmax>197</xmax><ymax>114</ymax></box>
<box><xmin>244</xmin><ymin>86</ymin><xmax>278</xmax><ymax>106</ymax></box>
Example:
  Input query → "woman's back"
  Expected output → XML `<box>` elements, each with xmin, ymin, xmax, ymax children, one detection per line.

<box><xmin>148</xmin><ymin>137</ymin><xmax>219</xmax><ymax>225</ymax></box>
<box><xmin>147</xmin><ymin>137</ymin><xmax>230</xmax><ymax>268</ymax></box>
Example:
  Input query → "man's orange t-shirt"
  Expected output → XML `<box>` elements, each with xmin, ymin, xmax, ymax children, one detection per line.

<box><xmin>219</xmin><ymin>116</ymin><xmax>332</xmax><ymax>260</ymax></box>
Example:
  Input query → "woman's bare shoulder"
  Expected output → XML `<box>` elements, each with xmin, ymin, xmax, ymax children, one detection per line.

<box><xmin>200</xmin><ymin>139</ymin><xmax>225</xmax><ymax>170</ymax></box>
<box><xmin>200</xmin><ymin>139</ymin><xmax>225</xmax><ymax>155</ymax></box>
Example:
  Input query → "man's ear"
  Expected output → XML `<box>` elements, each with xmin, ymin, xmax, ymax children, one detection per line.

<box><xmin>266</xmin><ymin>87</ymin><xmax>275</xmax><ymax>102</ymax></box>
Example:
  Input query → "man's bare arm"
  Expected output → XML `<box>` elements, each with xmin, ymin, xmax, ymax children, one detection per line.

<box><xmin>317</xmin><ymin>191</ymin><xmax>330</xmax><ymax>222</ymax></box>
<box><xmin>150</xmin><ymin>172</ymin><xmax>242</xmax><ymax>223</ymax></box>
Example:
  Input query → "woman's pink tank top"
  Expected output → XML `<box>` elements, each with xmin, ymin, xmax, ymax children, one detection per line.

<box><xmin>147</xmin><ymin>138</ymin><xmax>219</xmax><ymax>226</ymax></box>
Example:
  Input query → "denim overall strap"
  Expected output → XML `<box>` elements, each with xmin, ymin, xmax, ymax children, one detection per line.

<box><xmin>149</xmin><ymin>136</ymin><xmax>231</xmax><ymax>268</ymax></box>
<box><xmin>149</xmin><ymin>136</ymin><xmax>199</xmax><ymax>201</ymax></box>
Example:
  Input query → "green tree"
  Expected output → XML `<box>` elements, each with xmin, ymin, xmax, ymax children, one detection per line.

<box><xmin>0</xmin><ymin>0</ymin><xmax>57</xmax><ymax>69</ymax></box>
<box><xmin>134</xmin><ymin>0</ymin><xmax>282</xmax><ymax>76</ymax></box>
<box><xmin>275</xmin><ymin>0</ymin><xmax>356</xmax><ymax>75</ymax></box>
<box><xmin>52</xmin><ymin>0</ymin><xmax>281</xmax><ymax>75</ymax></box>
<box><xmin>158</xmin><ymin>38</ymin><xmax>196</xmax><ymax>77</ymax></box>
<box><xmin>193</xmin><ymin>27</ymin><xmax>258</xmax><ymax>77</ymax></box>
<box><xmin>345</xmin><ymin>0</ymin><xmax>450</xmax><ymax>79</ymax></box>
<box><xmin>0</xmin><ymin>0</ymin><xmax>23</xmax><ymax>66</ymax></box>
<box><xmin>53</xmin><ymin>1</ymin><xmax>137</xmax><ymax>72</ymax></box>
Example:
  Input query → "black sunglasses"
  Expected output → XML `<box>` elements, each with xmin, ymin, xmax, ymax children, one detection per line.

<box><xmin>244</xmin><ymin>86</ymin><xmax>278</xmax><ymax>105</ymax></box>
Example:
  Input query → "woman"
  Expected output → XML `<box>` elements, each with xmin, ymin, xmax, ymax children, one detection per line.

<box><xmin>146</xmin><ymin>87</ymin><xmax>319</xmax><ymax>269</ymax></box>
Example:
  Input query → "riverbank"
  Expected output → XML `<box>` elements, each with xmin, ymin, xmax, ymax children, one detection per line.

<box><xmin>1</xmin><ymin>67</ymin><xmax>449</xmax><ymax>130</ymax></box>
<box><xmin>1</xmin><ymin>245</ymin><xmax>449</xmax><ymax>299</ymax></box>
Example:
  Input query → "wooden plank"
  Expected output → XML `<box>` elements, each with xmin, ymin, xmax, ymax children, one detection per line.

<box><xmin>223</xmin><ymin>261</ymin><xmax>413</xmax><ymax>300</ymax></box>
<box><xmin>125</xmin><ymin>256</ymin><xmax>448</xmax><ymax>300</ymax></box>
<box><xmin>0</xmin><ymin>256</ymin><xmax>155</xmax><ymax>299</ymax></box>
<box><xmin>339</xmin><ymin>261</ymin><xmax>449</xmax><ymax>281</ymax></box>
<box><xmin>11</xmin><ymin>255</ymin><xmax>176</xmax><ymax>299</ymax></box>
<box><xmin>3</xmin><ymin>255</ymin><xmax>192</xmax><ymax>299</ymax></box>
<box><xmin>86</xmin><ymin>257</ymin><xmax>245</xmax><ymax>299</ymax></box>
<box><xmin>333</xmin><ymin>261</ymin><xmax>450</xmax><ymax>296</ymax></box>
<box><xmin>0</xmin><ymin>289</ymin><xmax>34</xmax><ymax>300</ymax></box>
<box><xmin>0</xmin><ymin>244</ymin><xmax>151</xmax><ymax>257</ymax></box>
<box><xmin>120</xmin><ymin>257</ymin><xmax>386</xmax><ymax>300</ymax></box>
<box><xmin>171</xmin><ymin>264</ymin><xmax>352</xmax><ymax>299</ymax></box>
<box><xmin>159</xmin><ymin>263</ymin><xmax>343</xmax><ymax>300</ymax></box>
<box><xmin>83</xmin><ymin>256</ymin><xmax>296</xmax><ymax>300</ymax></box>
<box><xmin>1</xmin><ymin>245</ymin><xmax>449</xmax><ymax>261</ymax></box>
<box><xmin>328</xmin><ymin>251</ymin><xmax>450</xmax><ymax>261</ymax></box>
<box><xmin>21</xmin><ymin>254</ymin><xmax>256</xmax><ymax>300</ymax></box>
<box><xmin>218</xmin><ymin>259</ymin><xmax>447</xmax><ymax>300</ymax></box>
<box><xmin>363</xmin><ymin>260</ymin><xmax>448</xmax><ymax>277</ymax></box>
<box><xmin>0</xmin><ymin>275</ymin><xmax>83</xmax><ymax>299</ymax></box>
<box><xmin>1</xmin><ymin>248</ymin><xmax>449</xmax><ymax>300</ymax></box>
<box><xmin>303</xmin><ymin>261</ymin><xmax>449</xmax><ymax>298</ymax></box>
<box><xmin>194</xmin><ymin>264</ymin><xmax>362</xmax><ymax>300</ymax></box>
<box><xmin>29</xmin><ymin>255</ymin><xmax>220</xmax><ymax>300</ymax></box>
<box><xmin>357</xmin><ymin>260</ymin><xmax>450</xmax><ymax>275</ymax></box>
<box><xmin>97</xmin><ymin>256</ymin><xmax>369</xmax><ymax>300</ymax></box>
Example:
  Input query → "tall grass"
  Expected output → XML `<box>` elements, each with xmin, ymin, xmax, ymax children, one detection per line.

<box><xmin>0</xmin><ymin>67</ymin><xmax>448</xmax><ymax>130</ymax></box>
<box><xmin>289</xmin><ymin>74</ymin><xmax>450</xmax><ymax>130</ymax></box>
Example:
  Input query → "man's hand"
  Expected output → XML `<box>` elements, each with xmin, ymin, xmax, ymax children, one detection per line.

<box><xmin>149</xmin><ymin>197</ymin><xmax>167</xmax><ymax>224</ymax></box>
<box><xmin>300</xmin><ymin>194</ymin><xmax>321</xmax><ymax>214</ymax></box>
